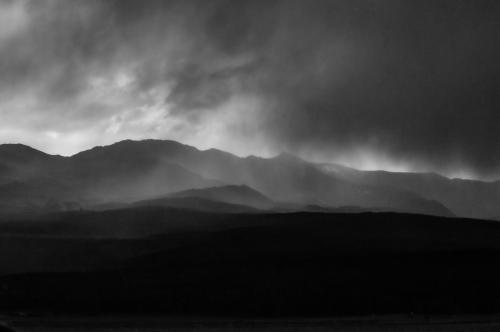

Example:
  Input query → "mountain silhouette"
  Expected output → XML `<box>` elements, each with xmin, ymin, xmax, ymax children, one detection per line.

<box><xmin>320</xmin><ymin>163</ymin><xmax>500</xmax><ymax>219</ymax></box>
<box><xmin>1</xmin><ymin>139</ymin><xmax>498</xmax><ymax>218</ymax></box>
<box><xmin>163</xmin><ymin>185</ymin><xmax>274</xmax><ymax>210</ymax></box>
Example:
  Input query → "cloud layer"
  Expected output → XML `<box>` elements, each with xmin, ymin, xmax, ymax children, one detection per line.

<box><xmin>1</xmin><ymin>0</ymin><xmax>500</xmax><ymax>179</ymax></box>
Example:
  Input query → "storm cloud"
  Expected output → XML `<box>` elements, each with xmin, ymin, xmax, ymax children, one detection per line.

<box><xmin>1</xmin><ymin>0</ymin><xmax>499</xmax><ymax>179</ymax></box>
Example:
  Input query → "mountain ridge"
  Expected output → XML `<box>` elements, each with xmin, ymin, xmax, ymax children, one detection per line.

<box><xmin>0</xmin><ymin>139</ymin><xmax>497</xmax><ymax>219</ymax></box>
<box><xmin>3</xmin><ymin>139</ymin><xmax>497</xmax><ymax>183</ymax></box>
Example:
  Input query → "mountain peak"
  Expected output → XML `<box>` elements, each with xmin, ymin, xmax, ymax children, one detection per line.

<box><xmin>71</xmin><ymin>139</ymin><xmax>198</xmax><ymax>158</ymax></box>
<box><xmin>0</xmin><ymin>143</ymin><xmax>45</xmax><ymax>153</ymax></box>
<box><xmin>0</xmin><ymin>143</ymin><xmax>54</xmax><ymax>160</ymax></box>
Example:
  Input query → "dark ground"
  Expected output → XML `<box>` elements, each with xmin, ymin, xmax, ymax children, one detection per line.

<box><xmin>4</xmin><ymin>315</ymin><xmax>500</xmax><ymax>331</ymax></box>
<box><xmin>2</xmin><ymin>209</ymin><xmax>500</xmax><ymax>328</ymax></box>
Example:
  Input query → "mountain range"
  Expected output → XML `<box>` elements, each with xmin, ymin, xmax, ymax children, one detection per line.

<box><xmin>1</xmin><ymin>139</ymin><xmax>499</xmax><ymax>219</ymax></box>
<box><xmin>2</xmin><ymin>139</ymin><xmax>500</xmax><ymax>317</ymax></box>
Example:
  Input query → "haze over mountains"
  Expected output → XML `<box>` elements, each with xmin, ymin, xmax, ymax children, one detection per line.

<box><xmin>2</xmin><ymin>139</ymin><xmax>500</xmax><ymax>318</ymax></box>
<box><xmin>3</xmin><ymin>1</ymin><xmax>500</xmax><ymax>325</ymax></box>
<box><xmin>0</xmin><ymin>139</ymin><xmax>499</xmax><ymax>220</ymax></box>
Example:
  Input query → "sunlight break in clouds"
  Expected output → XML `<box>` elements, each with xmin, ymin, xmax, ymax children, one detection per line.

<box><xmin>0</xmin><ymin>0</ymin><xmax>499</xmax><ymax>180</ymax></box>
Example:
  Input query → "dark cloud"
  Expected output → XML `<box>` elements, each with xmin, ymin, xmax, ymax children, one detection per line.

<box><xmin>1</xmin><ymin>0</ymin><xmax>500</xmax><ymax>179</ymax></box>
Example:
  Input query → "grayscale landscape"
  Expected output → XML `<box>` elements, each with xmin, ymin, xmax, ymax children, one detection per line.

<box><xmin>1</xmin><ymin>0</ymin><xmax>500</xmax><ymax>331</ymax></box>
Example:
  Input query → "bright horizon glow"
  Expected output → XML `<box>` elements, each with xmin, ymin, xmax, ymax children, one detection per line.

<box><xmin>1</xmin><ymin>1</ymin><xmax>500</xmax><ymax>186</ymax></box>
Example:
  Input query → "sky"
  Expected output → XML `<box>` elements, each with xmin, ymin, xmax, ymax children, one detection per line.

<box><xmin>0</xmin><ymin>0</ymin><xmax>500</xmax><ymax>180</ymax></box>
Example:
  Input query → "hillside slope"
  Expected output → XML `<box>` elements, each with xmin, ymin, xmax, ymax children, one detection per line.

<box><xmin>165</xmin><ymin>185</ymin><xmax>274</xmax><ymax>209</ymax></box>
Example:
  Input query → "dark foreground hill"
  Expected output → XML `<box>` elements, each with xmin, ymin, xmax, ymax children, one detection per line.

<box><xmin>2</xmin><ymin>208</ymin><xmax>500</xmax><ymax>316</ymax></box>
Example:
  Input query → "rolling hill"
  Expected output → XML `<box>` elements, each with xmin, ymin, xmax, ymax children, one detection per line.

<box><xmin>2</xmin><ymin>208</ymin><xmax>500</xmax><ymax>316</ymax></box>
<box><xmin>163</xmin><ymin>185</ymin><xmax>274</xmax><ymax>209</ymax></box>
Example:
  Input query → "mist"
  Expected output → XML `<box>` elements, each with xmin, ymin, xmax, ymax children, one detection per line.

<box><xmin>1</xmin><ymin>0</ymin><xmax>500</xmax><ymax>180</ymax></box>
